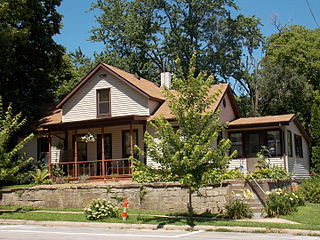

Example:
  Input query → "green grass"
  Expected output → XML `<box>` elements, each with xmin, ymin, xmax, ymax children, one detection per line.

<box><xmin>0</xmin><ymin>204</ymin><xmax>319</xmax><ymax>231</ymax></box>
<box><xmin>0</xmin><ymin>184</ymin><xmax>38</xmax><ymax>189</ymax></box>
<box><xmin>281</xmin><ymin>203</ymin><xmax>320</xmax><ymax>226</ymax></box>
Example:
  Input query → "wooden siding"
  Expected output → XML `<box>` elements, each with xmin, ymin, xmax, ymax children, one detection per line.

<box><xmin>62</xmin><ymin>69</ymin><xmax>149</xmax><ymax>122</ymax></box>
<box><xmin>286</xmin><ymin>122</ymin><xmax>310</xmax><ymax>178</ymax></box>
<box><xmin>146</xmin><ymin>125</ymin><xmax>161</xmax><ymax>168</ymax></box>
<box><xmin>219</xmin><ymin>95</ymin><xmax>237</xmax><ymax>124</ymax></box>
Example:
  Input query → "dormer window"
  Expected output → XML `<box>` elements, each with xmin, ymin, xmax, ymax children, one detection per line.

<box><xmin>97</xmin><ymin>89</ymin><xmax>111</xmax><ymax>117</ymax></box>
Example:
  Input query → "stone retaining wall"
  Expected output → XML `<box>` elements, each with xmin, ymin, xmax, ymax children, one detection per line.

<box><xmin>0</xmin><ymin>180</ymin><xmax>292</xmax><ymax>213</ymax></box>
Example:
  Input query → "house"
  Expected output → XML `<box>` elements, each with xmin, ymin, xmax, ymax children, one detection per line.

<box><xmin>23</xmin><ymin>63</ymin><xmax>311</xmax><ymax>180</ymax></box>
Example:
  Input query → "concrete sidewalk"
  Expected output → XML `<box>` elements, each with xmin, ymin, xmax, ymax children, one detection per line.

<box><xmin>0</xmin><ymin>219</ymin><xmax>319</xmax><ymax>237</ymax></box>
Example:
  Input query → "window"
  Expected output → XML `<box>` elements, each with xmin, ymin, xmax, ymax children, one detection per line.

<box><xmin>122</xmin><ymin>130</ymin><xmax>138</xmax><ymax>158</ymax></box>
<box><xmin>247</xmin><ymin>132</ymin><xmax>265</xmax><ymax>157</ymax></box>
<box><xmin>97</xmin><ymin>89</ymin><xmax>110</xmax><ymax>116</ymax></box>
<box><xmin>287</xmin><ymin>130</ymin><xmax>293</xmax><ymax>157</ymax></box>
<box><xmin>72</xmin><ymin>135</ymin><xmax>87</xmax><ymax>161</ymax></box>
<box><xmin>294</xmin><ymin>134</ymin><xmax>303</xmax><ymax>158</ymax></box>
<box><xmin>267</xmin><ymin>130</ymin><xmax>281</xmax><ymax>156</ymax></box>
<box><xmin>230</xmin><ymin>133</ymin><xmax>243</xmax><ymax>158</ymax></box>
<box><xmin>37</xmin><ymin>137</ymin><xmax>48</xmax><ymax>163</ymax></box>
<box><xmin>97</xmin><ymin>134</ymin><xmax>112</xmax><ymax>159</ymax></box>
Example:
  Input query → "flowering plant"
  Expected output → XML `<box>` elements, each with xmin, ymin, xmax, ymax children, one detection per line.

<box><xmin>263</xmin><ymin>188</ymin><xmax>304</xmax><ymax>217</ymax></box>
<box><xmin>84</xmin><ymin>199</ymin><xmax>121</xmax><ymax>220</ymax></box>
<box><xmin>225</xmin><ymin>189</ymin><xmax>254</xmax><ymax>219</ymax></box>
<box><xmin>81</xmin><ymin>133</ymin><xmax>96</xmax><ymax>143</ymax></box>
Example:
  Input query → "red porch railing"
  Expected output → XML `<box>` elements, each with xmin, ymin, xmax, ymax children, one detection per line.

<box><xmin>50</xmin><ymin>158</ymin><xmax>132</xmax><ymax>179</ymax></box>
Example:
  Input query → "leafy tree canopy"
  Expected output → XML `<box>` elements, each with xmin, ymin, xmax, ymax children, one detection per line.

<box><xmin>264</xmin><ymin>25</ymin><xmax>320</xmax><ymax>89</ymax></box>
<box><xmin>89</xmin><ymin>0</ymin><xmax>263</xmax><ymax>83</ymax></box>
<box><xmin>0</xmin><ymin>0</ymin><xmax>67</xmax><ymax>122</ymax></box>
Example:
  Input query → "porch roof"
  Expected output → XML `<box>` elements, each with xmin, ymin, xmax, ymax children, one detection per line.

<box><xmin>228</xmin><ymin>114</ymin><xmax>295</xmax><ymax>128</ymax></box>
<box><xmin>42</xmin><ymin>115</ymin><xmax>148</xmax><ymax>131</ymax></box>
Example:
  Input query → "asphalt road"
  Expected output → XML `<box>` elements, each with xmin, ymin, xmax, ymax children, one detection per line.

<box><xmin>0</xmin><ymin>225</ymin><xmax>319</xmax><ymax>240</ymax></box>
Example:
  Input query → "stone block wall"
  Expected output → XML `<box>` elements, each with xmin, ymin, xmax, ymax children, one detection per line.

<box><xmin>0</xmin><ymin>180</ymin><xmax>293</xmax><ymax>213</ymax></box>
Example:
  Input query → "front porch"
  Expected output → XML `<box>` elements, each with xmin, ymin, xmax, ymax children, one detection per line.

<box><xmin>43</xmin><ymin>116</ymin><xmax>147</xmax><ymax>180</ymax></box>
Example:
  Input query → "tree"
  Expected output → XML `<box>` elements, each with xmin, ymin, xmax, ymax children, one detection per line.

<box><xmin>134</xmin><ymin>54</ymin><xmax>234</xmax><ymax>215</ymax></box>
<box><xmin>263</xmin><ymin>25</ymin><xmax>320</xmax><ymax>90</ymax></box>
<box><xmin>0</xmin><ymin>99</ymin><xmax>34</xmax><ymax>185</ymax></box>
<box><xmin>89</xmin><ymin>0</ymin><xmax>262</xmax><ymax>83</ymax></box>
<box><xmin>0</xmin><ymin>0</ymin><xmax>67</xmax><ymax>122</ymax></box>
<box><xmin>310</xmin><ymin>92</ymin><xmax>320</xmax><ymax>174</ymax></box>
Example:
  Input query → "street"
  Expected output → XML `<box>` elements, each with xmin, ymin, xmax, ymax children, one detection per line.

<box><xmin>0</xmin><ymin>224</ymin><xmax>319</xmax><ymax>240</ymax></box>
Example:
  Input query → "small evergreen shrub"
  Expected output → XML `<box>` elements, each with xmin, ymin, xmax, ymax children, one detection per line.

<box><xmin>298</xmin><ymin>175</ymin><xmax>320</xmax><ymax>203</ymax></box>
<box><xmin>84</xmin><ymin>199</ymin><xmax>121</xmax><ymax>220</ymax></box>
<box><xmin>263</xmin><ymin>189</ymin><xmax>304</xmax><ymax>217</ymax></box>
<box><xmin>311</xmin><ymin>147</ymin><xmax>320</xmax><ymax>174</ymax></box>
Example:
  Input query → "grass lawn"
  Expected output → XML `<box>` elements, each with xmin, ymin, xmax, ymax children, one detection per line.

<box><xmin>0</xmin><ymin>205</ymin><xmax>320</xmax><ymax>231</ymax></box>
<box><xmin>281</xmin><ymin>203</ymin><xmax>320</xmax><ymax>226</ymax></box>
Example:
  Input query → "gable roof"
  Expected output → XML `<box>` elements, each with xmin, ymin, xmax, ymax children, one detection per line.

<box><xmin>56</xmin><ymin>63</ymin><xmax>164</xmax><ymax>109</ymax></box>
<box><xmin>149</xmin><ymin>83</ymin><xmax>240</xmax><ymax>120</ymax></box>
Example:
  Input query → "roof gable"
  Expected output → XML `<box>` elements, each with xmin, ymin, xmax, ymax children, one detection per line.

<box><xmin>56</xmin><ymin>63</ymin><xmax>164</xmax><ymax>109</ymax></box>
<box><xmin>149</xmin><ymin>83</ymin><xmax>240</xmax><ymax>120</ymax></box>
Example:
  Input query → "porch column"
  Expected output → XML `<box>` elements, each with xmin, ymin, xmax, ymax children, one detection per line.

<box><xmin>74</xmin><ymin>130</ymin><xmax>78</xmax><ymax>178</ymax></box>
<box><xmin>130</xmin><ymin>122</ymin><xmax>134</xmax><ymax>157</ymax></box>
<box><xmin>143</xmin><ymin>122</ymin><xmax>147</xmax><ymax>164</ymax></box>
<box><xmin>101</xmin><ymin>127</ymin><xmax>106</xmax><ymax>177</ymax></box>
<box><xmin>48</xmin><ymin>132</ymin><xmax>52</xmax><ymax>178</ymax></box>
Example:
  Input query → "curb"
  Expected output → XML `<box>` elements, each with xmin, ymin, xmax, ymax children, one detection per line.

<box><xmin>0</xmin><ymin>219</ymin><xmax>320</xmax><ymax>236</ymax></box>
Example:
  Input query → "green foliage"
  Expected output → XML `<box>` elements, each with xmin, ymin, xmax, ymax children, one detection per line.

<box><xmin>31</xmin><ymin>169</ymin><xmax>51</xmax><ymax>185</ymax></box>
<box><xmin>0</xmin><ymin>0</ymin><xmax>68</xmax><ymax>121</ymax></box>
<box><xmin>89</xmin><ymin>0</ymin><xmax>262</xmax><ymax>83</ymax></box>
<box><xmin>263</xmin><ymin>189</ymin><xmax>305</xmax><ymax>217</ymax></box>
<box><xmin>250</xmin><ymin>166</ymin><xmax>291</xmax><ymax>180</ymax></box>
<box><xmin>84</xmin><ymin>199</ymin><xmax>121</xmax><ymax>220</ymax></box>
<box><xmin>134</xmin><ymin>54</ymin><xmax>234</xmax><ymax>215</ymax></box>
<box><xmin>310</xmin><ymin>93</ymin><xmax>320</xmax><ymax>174</ymax></box>
<box><xmin>209</xmin><ymin>169</ymin><xmax>244</xmax><ymax>183</ymax></box>
<box><xmin>134</xmin><ymin>54</ymin><xmax>234</xmax><ymax>190</ymax></box>
<box><xmin>0</xmin><ymin>99</ymin><xmax>34</xmax><ymax>185</ymax></box>
<box><xmin>225</xmin><ymin>199</ymin><xmax>252</xmax><ymax>219</ymax></box>
<box><xmin>298</xmin><ymin>175</ymin><xmax>320</xmax><ymax>204</ymax></box>
<box><xmin>256</xmin><ymin>146</ymin><xmax>271</xmax><ymax>169</ymax></box>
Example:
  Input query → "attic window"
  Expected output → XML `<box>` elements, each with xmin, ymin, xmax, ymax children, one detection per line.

<box><xmin>97</xmin><ymin>89</ymin><xmax>111</xmax><ymax>117</ymax></box>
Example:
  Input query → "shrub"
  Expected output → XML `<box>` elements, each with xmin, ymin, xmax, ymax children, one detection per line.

<box><xmin>250</xmin><ymin>166</ymin><xmax>290</xmax><ymax>180</ymax></box>
<box><xmin>84</xmin><ymin>199</ymin><xmax>121</xmax><ymax>220</ymax></box>
<box><xmin>298</xmin><ymin>175</ymin><xmax>320</xmax><ymax>203</ymax></box>
<box><xmin>31</xmin><ymin>169</ymin><xmax>51</xmax><ymax>184</ymax></box>
<box><xmin>225</xmin><ymin>199</ymin><xmax>253</xmax><ymax>219</ymax></box>
<box><xmin>225</xmin><ymin>189</ymin><xmax>254</xmax><ymax>219</ymax></box>
<box><xmin>263</xmin><ymin>189</ymin><xmax>304</xmax><ymax>217</ymax></box>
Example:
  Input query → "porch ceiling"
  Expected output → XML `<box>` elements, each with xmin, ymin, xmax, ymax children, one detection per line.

<box><xmin>43</xmin><ymin>115</ymin><xmax>148</xmax><ymax>131</ymax></box>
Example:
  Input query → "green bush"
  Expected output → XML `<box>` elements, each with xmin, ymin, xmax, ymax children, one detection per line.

<box><xmin>225</xmin><ymin>199</ymin><xmax>253</xmax><ymax>219</ymax></box>
<box><xmin>250</xmin><ymin>166</ymin><xmax>290</xmax><ymax>180</ymax></box>
<box><xmin>31</xmin><ymin>169</ymin><xmax>51</xmax><ymax>184</ymax></box>
<box><xmin>209</xmin><ymin>169</ymin><xmax>244</xmax><ymax>183</ymax></box>
<box><xmin>298</xmin><ymin>175</ymin><xmax>320</xmax><ymax>203</ymax></box>
<box><xmin>263</xmin><ymin>189</ymin><xmax>304</xmax><ymax>217</ymax></box>
<box><xmin>84</xmin><ymin>199</ymin><xmax>121</xmax><ymax>220</ymax></box>
<box><xmin>311</xmin><ymin>146</ymin><xmax>320</xmax><ymax>174</ymax></box>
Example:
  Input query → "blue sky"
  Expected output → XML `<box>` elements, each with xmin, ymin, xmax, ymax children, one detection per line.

<box><xmin>54</xmin><ymin>0</ymin><xmax>320</xmax><ymax>58</ymax></box>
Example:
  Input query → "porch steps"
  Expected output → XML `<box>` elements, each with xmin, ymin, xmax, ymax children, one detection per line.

<box><xmin>229</xmin><ymin>181</ymin><xmax>264</xmax><ymax>215</ymax></box>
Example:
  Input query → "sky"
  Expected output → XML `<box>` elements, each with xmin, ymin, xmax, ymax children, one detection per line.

<box><xmin>53</xmin><ymin>0</ymin><xmax>320</xmax><ymax>58</ymax></box>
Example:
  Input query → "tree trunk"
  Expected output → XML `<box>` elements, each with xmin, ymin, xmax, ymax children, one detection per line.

<box><xmin>187</xmin><ymin>188</ymin><xmax>193</xmax><ymax>217</ymax></box>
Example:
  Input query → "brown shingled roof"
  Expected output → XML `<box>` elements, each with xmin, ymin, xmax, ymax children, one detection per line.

<box><xmin>149</xmin><ymin>83</ymin><xmax>239</xmax><ymax>120</ymax></box>
<box><xmin>228</xmin><ymin>114</ymin><xmax>295</xmax><ymax>127</ymax></box>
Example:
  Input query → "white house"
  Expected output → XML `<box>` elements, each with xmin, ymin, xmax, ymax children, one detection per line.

<box><xmin>24</xmin><ymin>63</ymin><xmax>311</xmax><ymax>180</ymax></box>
